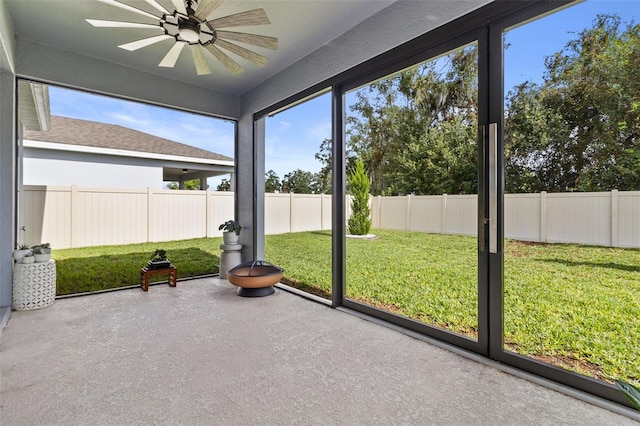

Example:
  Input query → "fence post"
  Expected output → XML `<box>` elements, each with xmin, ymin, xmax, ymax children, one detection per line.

<box><xmin>290</xmin><ymin>191</ymin><xmax>294</xmax><ymax>233</ymax></box>
<box><xmin>70</xmin><ymin>185</ymin><xmax>79</xmax><ymax>248</ymax></box>
<box><xmin>611</xmin><ymin>189</ymin><xmax>619</xmax><ymax>248</ymax></box>
<box><xmin>146</xmin><ymin>187</ymin><xmax>152</xmax><ymax>243</ymax></box>
<box><xmin>540</xmin><ymin>191</ymin><xmax>547</xmax><ymax>243</ymax></box>
<box><xmin>206</xmin><ymin>189</ymin><xmax>212</xmax><ymax>237</ymax></box>
<box><xmin>320</xmin><ymin>193</ymin><xmax>324</xmax><ymax>231</ymax></box>
<box><xmin>441</xmin><ymin>194</ymin><xmax>448</xmax><ymax>234</ymax></box>
<box><xmin>406</xmin><ymin>194</ymin><xmax>411</xmax><ymax>230</ymax></box>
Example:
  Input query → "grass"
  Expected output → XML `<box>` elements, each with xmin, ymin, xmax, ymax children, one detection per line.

<box><xmin>503</xmin><ymin>240</ymin><xmax>640</xmax><ymax>384</ymax></box>
<box><xmin>266</xmin><ymin>230</ymin><xmax>639</xmax><ymax>386</ymax></box>
<box><xmin>53</xmin><ymin>230</ymin><xmax>639</xmax><ymax>386</ymax></box>
<box><xmin>53</xmin><ymin>238</ymin><xmax>220</xmax><ymax>295</ymax></box>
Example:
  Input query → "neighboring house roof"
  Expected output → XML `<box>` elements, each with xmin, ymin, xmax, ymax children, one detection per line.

<box><xmin>24</xmin><ymin>115</ymin><xmax>233</xmax><ymax>162</ymax></box>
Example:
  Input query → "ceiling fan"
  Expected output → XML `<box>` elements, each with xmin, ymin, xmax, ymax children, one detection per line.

<box><xmin>87</xmin><ymin>0</ymin><xmax>278</xmax><ymax>76</ymax></box>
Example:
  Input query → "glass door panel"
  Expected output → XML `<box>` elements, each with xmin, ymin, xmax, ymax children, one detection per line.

<box><xmin>503</xmin><ymin>0</ymin><xmax>639</xmax><ymax>387</ymax></box>
<box><xmin>264</xmin><ymin>91</ymin><xmax>333</xmax><ymax>301</ymax></box>
<box><xmin>344</xmin><ymin>43</ymin><xmax>480</xmax><ymax>341</ymax></box>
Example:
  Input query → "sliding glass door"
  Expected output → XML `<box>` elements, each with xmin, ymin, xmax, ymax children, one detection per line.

<box><xmin>342</xmin><ymin>39</ymin><xmax>485</xmax><ymax>351</ymax></box>
<box><xmin>255</xmin><ymin>0</ymin><xmax>637</xmax><ymax>409</ymax></box>
<box><xmin>500</xmin><ymin>0</ymin><xmax>639</xmax><ymax>402</ymax></box>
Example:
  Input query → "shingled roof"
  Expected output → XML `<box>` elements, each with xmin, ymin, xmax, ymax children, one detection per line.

<box><xmin>24</xmin><ymin>116</ymin><xmax>233</xmax><ymax>162</ymax></box>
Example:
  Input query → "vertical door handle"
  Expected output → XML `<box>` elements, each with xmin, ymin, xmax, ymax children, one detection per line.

<box><xmin>489</xmin><ymin>123</ymin><xmax>498</xmax><ymax>254</ymax></box>
<box><xmin>478</xmin><ymin>125</ymin><xmax>485</xmax><ymax>252</ymax></box>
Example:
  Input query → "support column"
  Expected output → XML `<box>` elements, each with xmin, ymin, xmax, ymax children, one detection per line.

<box><xmin>0</xmin><ymin>71</ymin><xmax>16</xmax><ymax>326</ymax></box>
<box><xmin>236</xmin><ymin>113</ymin><xmax>264</xmax><ymax>261</ymax></box>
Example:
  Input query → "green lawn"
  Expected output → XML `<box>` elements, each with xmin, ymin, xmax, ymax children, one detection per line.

<box><xmin>53</xmin><ymin>238</ymin><xmax>220</xmax><ymax>295</ymax></box>
<box><xmin>268</xmin><ymin>230</ymin><xmax>639</xmax><ymax>386</ymax></box>
<box><xmin>53</xmin><ymin>230</ymin><xmax>639</xmax><ymax>386</ymax></box>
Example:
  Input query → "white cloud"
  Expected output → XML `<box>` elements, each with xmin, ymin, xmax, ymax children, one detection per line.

<box><xmin>278</xmin><ymin>120</ymin><xmax>292</xmax><ymax>133</ymax></box>
<box><xmin>307</xmin><ymin>120</ymin><xmax>332</xmax><ymax>141</ymax></box>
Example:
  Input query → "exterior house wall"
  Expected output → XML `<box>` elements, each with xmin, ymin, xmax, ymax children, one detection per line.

<box><xmin>24</xmin><ymin>147</ymin><xmax>163</xmax><ymax>189</ymax></box>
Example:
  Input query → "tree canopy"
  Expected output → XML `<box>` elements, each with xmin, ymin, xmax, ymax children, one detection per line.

<box><xmin>265</xmin><ymin>170</ymin><xmax>281</xmax><ymax>193</ymax></box>
<box><xmin>166</xmin><ymin>179</ymin><xmax>205</xmax><ymax>190</ymax></box>
<box><xmin>347</xmin><ymin>45</ymin><xmax>478</xmax><ymax>196</ymax></box>
<box><xmin>505</xmin><ymin>14</ymin><xmax>640</xmax><ymax>192</ymax></box>
<box><xmin>267</xmin><ymin>14</ymin><xmax>638</xmax><ymax>195</ymax></box>
<box><xmin>216</xmin><ymin>179</ymin><xmax>231</xmax><ymax>191</ymax></box>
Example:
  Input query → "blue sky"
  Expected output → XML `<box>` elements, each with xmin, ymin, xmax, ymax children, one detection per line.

<box><xmin>46</xmin><ymin>0</ymin><xmax>637</xmax><ymax>188</ymax></box>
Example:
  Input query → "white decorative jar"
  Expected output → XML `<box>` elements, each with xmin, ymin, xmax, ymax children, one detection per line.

<box><xmin>34</xmin><ymin>253</ymin><xmax>51</xmax><ymax>263</ymax></box>
<box><xmin>222</xmin><ymin>231</ymin><xmax>240</xmax><ymax>244</ymax></box>
<box><xmin>12</xmin><ymin>260</ymin><xmax>57</xmax><ymax>310</ymax></box>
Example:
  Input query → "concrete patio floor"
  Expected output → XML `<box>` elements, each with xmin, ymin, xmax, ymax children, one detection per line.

<box><xmin>1</xmin><ymin>278</ymin><xmax>638</xmax><ymax>425</ymax></box>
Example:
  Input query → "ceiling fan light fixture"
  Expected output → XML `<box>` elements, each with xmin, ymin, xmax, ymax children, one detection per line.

<box><xmin>178</xmin><ymin>23</ymin><xmax>200</xmax><ymax>43</ymax></box>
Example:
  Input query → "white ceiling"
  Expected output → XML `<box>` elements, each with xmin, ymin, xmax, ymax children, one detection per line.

<box><xmin>5</xmin><ymin>0</ymin><xmax>398</xmax><ymax>96</ymax></box>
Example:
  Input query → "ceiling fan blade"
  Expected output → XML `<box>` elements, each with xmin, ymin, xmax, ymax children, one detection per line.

<box><xmin>194</xmin><ymin>0</ymin><xmax>224</xmax><ymax>21</ymax></box>
<box><xmin>214</xmin><ymin>39</ymin><xmax>268</xmax><ymax>67</ymax></box>
<box><xmin>119</xmin><ymin>34</ymin><xmax>173</xmax><ymax>51</ymax></box>
<box><xmin>144</xmin><ymin>0</ymin><xmax>170</xmax><ymax>15</ymax></box>
<box><xmin>97</xmin><ymin>0</ymin><xmax>159</xmax><ymax>20</ymax></box>
<box><xmin>208</xmin><ymin>9</ymin><xmax>270</xmax><ymax>29</ymax></box>
<box><xmin>159</xmin><ymin>42</ymin><xmax>187</xmax><ymax>67</ymax></box>
<box><xmin>86</xmin><ymin>19</ymin><xmax>159</xmax><ymax>29</ymax></box>
<box><xmin>191</xmin><ymin>44</ymin><xmax>212</xmax><ymax>75</ymax></box>
<box><xmin>169</xmin><ymin>0</ymin><xmax>188</xmax><ymax>16</ymax></box>
<box><xmin>205</xmin><ymin>44</ymin><xmax>244</xmax><ymax>75</ymax></box>
<box><xmin>216</xmin><ymin>31</ymin><xmax>278</xmax><ymax>50</ymax></box>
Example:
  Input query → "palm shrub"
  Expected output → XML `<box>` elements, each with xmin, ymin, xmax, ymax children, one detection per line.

<box><xmin>347</xmin><ymin>159</ymin><xmax>372</xmax><ymax>235</ymax></box>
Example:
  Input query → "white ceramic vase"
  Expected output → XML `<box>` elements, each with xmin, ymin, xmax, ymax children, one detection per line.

<box><xmin>222</xmin><ymin>231</ymin><xmax>240</xmax><ymax>244</ymax></box>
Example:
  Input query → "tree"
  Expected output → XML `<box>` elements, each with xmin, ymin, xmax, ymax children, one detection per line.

<box><xmin>505</xmin><ymin>14</ymin><xmax>640</xmax><ymax>192</ymax></box>
<box><xmin>217</xmin><ymin>179</ymin><xmax>231</xmax><ymax>191</ymax></box>
<box><xmin>281</xmin><ymin>169</ymin><xmax>314</xmax><ymax>193</ymax></box>
<box><xmin>265</xmin><ymin>170</ymin><xmax>281</xmax><ymax>193</ymax></box>
<box><xmin>347</xmin><ymin>45</ymin><xmax>478</xmax><ymax>195</ymax></box>
<box><xmin>313</xmin><ymin>138</ymin><xmax>333</xmax><ymax>194</ymax></box>
<box><xmin>313</xmin><ymin>138</ymin><xmax>359</xmax><ymax>194</ymax></box>
<box><xmin>166</xmin><ymin>179</ymin><xmax>204</xmax><ymax>190</ymax></box>
<box><xmin>184</xmin><ymin>179</ymin><xmax>203</xmax><ymax>190</ymax></box>
<box><xmin>347</xmin><ymin>159</ymin><xmax>372</xmax><ymax>235</ymax></box>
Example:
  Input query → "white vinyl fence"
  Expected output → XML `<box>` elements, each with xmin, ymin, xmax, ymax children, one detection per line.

<box><xmin>370</xmin><ymin>190</ymin><xmax>640</xmax><ymax>248</ymax></box>
<box><xmin>22</xmin><ymin>186</ymin><xmax>334</xmax><ymax>249</ymax></box>
<box><xmin>23</xmin><ymin>186</ymin><xmax>640</xmax><ymax>249</ymax></box>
